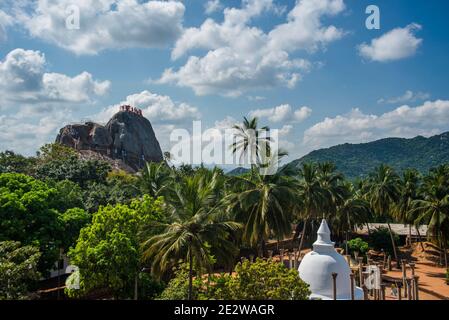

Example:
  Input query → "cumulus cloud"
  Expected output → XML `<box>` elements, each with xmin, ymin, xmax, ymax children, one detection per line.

<box><xmin>205</xmin><ymin>0</ymin><xmax>223</xmax><ymax>14</ymax></box>
<box><xmin>93</xmin><ymin>90</ymin><xmax>200</xmax><ymax>127</ymax></box>
<box><xmin>279</xmin><ymin>124</ymin><xmax>293</xmax><ymax>136</ymax></box>
<box><xmin>378</xmin><ymin>90</ymin><xmax>430</xmax><ymax>104</ymax></box>
<box><xmin>303</xmin><ymin>100</ymin><xmax>449</xmax><ymax>149</ymax></box>
<box><xmin>249</xmin><ymin>104</ymin><xmax>312</xmax><ymax>123</ymax></box>
<box><xmin>0</xmin><ymin>49</ymin><xmax>110</xmax><ymax>105</ymax></box>
<box><xmin>0</xmin><ymin>109</ymin><xmax>74</xmax><ymax>155</ymax></box>
<box><xmin>293</xmin><ymin>106</ymin><xmax>313</xmax><ymax>122</ymax></box>
<box><xmin>358</xmin><ymin>24</ymin><xmax>423</xmax><ymax>62</ymax></box>
<box><xmin>157</xmin><ymin>0</ymin><xmax>345</xmax><ymax>96</ymax></box>
<box><xmin>267</xmin><ymin>0</ymin><xmax>345</xmax><ymax>52</ymax></box>
<box><xmin>12</xmin><ymin>0</ymin><xmax>185</xmax><ymax>55</ymax></box>
<box><xmin>0</xmin><ymin>48</ymin><xmax>110</xmax><ymax>155</ymax></box>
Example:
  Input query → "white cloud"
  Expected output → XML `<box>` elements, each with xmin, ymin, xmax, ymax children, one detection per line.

<box><xmin>249</xmin><ymin>104</ymin><xmax>312</xmax><ymax>123</ymax></box>
<box><xmin>13</xmin><ymin>0</ymin><xmax>185</xmax><ymax>55</ymax></box>
<box><xmin>378</xmin><ymin>90</ymin><xmax>430</xmax><ymax>104</ymax></box>
<box><xmin>205</xmin><ymin>0</ymin><xmax>223</xmax><ymax>15</ymax></box>
<box><xmin>248</xmin><ymin>95</ymin><xmax>267</xmax><ymax>101</ymax></box>
<box><xmin>358</xmin><ymin>24</ymin><xmax>423</xmax><ymax>62</ymax></box>
<box><xmin>0</xmin><ymin>48</ymin><xmax>110</xmax><ymax>155</ymax></box>
<box><xmin>279</xmin><ymin>124</ymin><xmax>293</xmax><ymax>136</ymax></box>
<box><xmin>293</xmin><ymin>106</ymin><xmax>313</xmax><ymax>122</ymax></box>
<box><xmin>158</xmin><ymin>49</ymin><xmax>310</xmax><ymax>97</ymax></box>
<box><xmin>158</xmin><ymin>0</ymin><xmax>345</xmax><ymax>96</ymax></box>
<box><xmin>0</xmin><ymin>109</ymin><xmax>73</xmax><ymax>155</ymax></box>
<box><xmin>93</xmin><ymin>90</ymin><xmax>200</xmax><ymax>125</ymax></box>
<box><xmin>0</xmin><ymin>49</ymin><xmax>110</xmax><ymax>105</ymax></box>
<box><xmin>0</xmin><ymin>10</ymin><xmax>12</xmax><ymax>42</ymax></box>
<box><xmin>267</xmin><ymin>0</ymin><xmax>345</xmax><ymax>53</ymax></box>
<box><xmin>303</xmin><ymin>100</ymin><xmax>449</xmax><ymax>149</ymax></box>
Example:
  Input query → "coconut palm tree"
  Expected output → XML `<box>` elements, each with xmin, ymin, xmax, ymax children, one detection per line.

<box><xmin>317</xmin><ymin>162</ymin><xmax>347</xmax><ymax>218</ymax></box>
<box><xmin>142</xmin><ymin>170</ymin><xmax>240</xmax><ymax>300</ymax></box>
<box><xmin>231</xmin><ymin>117</ymin><xmax>271</xmax><ymax>173</ymax></box>
<box><xmin>226</xmin><ymin>151</ymin><xmax>297</xmax><ymax>257</ymax></box>
<box><xmin>296</xmin><ymin>163</ymin><xmax>327</xmax><ymax>254</ymax></box>
<box><xmin>332</xmin><ymin>182</ymin><xmax>372</xmax><ymax>243</ymax></box>
<box><xmin>411</xmin><ymin>165</ymin><xmax>449</xmax><ymax>267</ymax></box>
<box><xmin>394</xmin><ymin>169</ymin><xmax>423</xmax><ymax>248</ymax></box>
<box><xmin>366</xmin><ymin>165</ymin><xmax>401</xmax><ymax>267</ymax></box>
<box><xmin>139</xmin><ymin>162</ymin><xmax>172</xmax><ymax>198</ymax></box>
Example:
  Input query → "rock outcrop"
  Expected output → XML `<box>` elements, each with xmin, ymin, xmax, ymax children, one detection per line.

<box><xmin>56</xmin><ymin>109</ymin><xmax>163</xmax><ymax>171</ymax></box>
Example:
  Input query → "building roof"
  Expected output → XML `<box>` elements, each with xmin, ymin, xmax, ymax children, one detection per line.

<box><xmin>355</xmin><ymin>223</ymin><xmax>428</xmax><ymax>236</ymax></box>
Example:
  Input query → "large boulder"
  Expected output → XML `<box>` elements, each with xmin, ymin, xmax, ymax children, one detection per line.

<box><xmin>106</xmin><ymin>111</ymin><xmax>164</xmax><ymax>165</ymax></box>
<box><xmin>55</xmin><ymin>110</ymin><xmax>163</xmax><ymax>171</ymax></box>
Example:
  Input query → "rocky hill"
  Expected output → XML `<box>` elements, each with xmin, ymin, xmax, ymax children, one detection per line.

<box><xmin>285</xmin><ymin>132</ymin><xmax>449</xmax><ymax>179</ymax></box>
<box><xmin>56</xmin><ymin>109</ymin><xmax>163</xmax><ymax>172</ymax></box>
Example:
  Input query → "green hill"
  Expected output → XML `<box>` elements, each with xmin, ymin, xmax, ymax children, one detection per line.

<box><xmin>286</xmin><ymin>132</ymin><xmax>449</xmax><ymax>179</ymax></box>
<box><xmin>226</xmin><ymin>167</ymin><xmax>250</xmax><ymax>176</ymax></box>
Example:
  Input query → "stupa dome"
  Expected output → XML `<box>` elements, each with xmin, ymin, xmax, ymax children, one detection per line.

<box><xmin>298</xmin><ymin>219</ymin><xmax>364</xmax><ymax>300</ymax></box>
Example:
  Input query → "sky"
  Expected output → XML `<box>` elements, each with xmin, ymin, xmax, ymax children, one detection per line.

<box><xmin>1</xmin><ymin>0</ymin><xmax>449</xmax><ymax>167</ymax></box>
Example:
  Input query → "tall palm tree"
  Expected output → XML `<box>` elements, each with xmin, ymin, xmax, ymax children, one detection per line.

<box><xmin>332</xmin><ymin>182</ymin><xmax>372</xmax><ymax>243</ymax></box>
<box><xmin>139</xmin><ymin>162</ymin><xmax>172</xmax><ymax>198</ymax></box>
<box><xmin>231</xmin><ymin>117</ymin><xmax>271</xmax><ymax>173</ymax></box>
<box><xmin>317</xmin><ymin>162</ymin><xmax>347</xmax><ymax>218</ymax></box>
<box><xmin>394</xmin><ymin>169</ymin><xmax>423</xmax><ymax>248</ymax></box>
<box><xmin>366</xmin><ymin>165</ymin><xmax>401</xmax><ymax>267</ymax></box>
<box><xmin>142</xmin><ymin>171</ymin><xmax>240</xmax><ymax>300</ymax></box>
<box><xmin>296</xmin><ymin>163</ymin><xmax>327</xmax><ymax>254</ymax></box>
<box><xmin>411</xmin><ymin>165</ymin><xmax>449</xmax><ymax>268</ymax></box>
<box><xmin>226</xmin><ymin>151</ymin><xmax>297</xmax><ymax>257</ymax></box>
<box><xmin>354</xmin><ymin>177</ymin><xmax>375</xmax><ymax>235</ymax></box>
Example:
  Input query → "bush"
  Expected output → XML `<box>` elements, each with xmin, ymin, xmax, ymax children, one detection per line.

<box><xmin>222</xmin><ymin>258</ymin><xmax>310</xmax><ymax>300</ymax></box>
<box><xmin>159</xmin><ymin>259</ymin><xmax>311</xmax><ymax>300</ymax></box>
<box><xmin>67</xmin><ymin>198</ymin><xmax>165</xmax><ymax>299</ymax></box>
<box><xmin>368</xmin><ymin>227</ymin><xmax>399</xmax><ymax>255</ymax></box>
<box><xmin>158</xmin><ymin>266</ymin><xmax>191</xmax><ymax>300</ymax></box>
<box><xmin>446</xmin><ymin>269</ymin><xmax>449</xmax><ymax>285</ymax></box>
<box><xmin>0</xmin><ymin>241</ymin><xmax>41</xmax><ymax>300</ymax></box>
<box><xmin>347</xmin><ymin>238</ymin><xmax>369</xmax><ymax>255</ymax></box>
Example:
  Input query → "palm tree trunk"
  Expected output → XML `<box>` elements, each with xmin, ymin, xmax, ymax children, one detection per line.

<box><xmin>416</xmin><ymin>226</ymin><xmax>425</xmax><ymax>252</ymax></box>
<box><xmin>188</xmin><ymin>248</ymin><xmax>193</xmax><ymax>300</ymax></box>
<box><xmin>298</xmin><ymin>218</ymin><xmax>308</xmax><ymax>256</ymax></box>
<box><xmin>408</xmin><ymin>224</ymin><xmax>412</xmax><ymax>247</ymax></box>
<box><xmin>441</xmin><ymin>232</ymin><xmax>448</xmax><ymax>269</ymax></box>
<box><xmin>444</xmin><ymin>241</ymin><xmax>448</xmax><ymax>269</ymax></box>
<box><xmin>387</xmin><ymin>222</ymin><xmax>400</xmax><ymax>268</ymax></box>
<box><xmin>259</xmin><ymin>236</ymin><xmax>267</xmax><ymax>258</ymax></box>
<box><xmin>366</xmin><ymin>222</ymin><xmax>371</xmax><ymax>235</ymax></box>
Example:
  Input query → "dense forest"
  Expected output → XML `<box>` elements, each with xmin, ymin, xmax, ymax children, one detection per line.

<box><xmin>1</xmin><ymin>118</ymin><xmax>449</xmax><ymax>300</ymax></box>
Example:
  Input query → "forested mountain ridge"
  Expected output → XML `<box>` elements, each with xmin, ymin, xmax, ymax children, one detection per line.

<box><xmin>285</xmin><ymin>132</ymin><xmax>449</xmax><ymax>179</ymax></box>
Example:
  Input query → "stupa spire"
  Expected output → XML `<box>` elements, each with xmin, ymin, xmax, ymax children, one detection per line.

<box><xmin>313</xmin><ymin>219</ymin><xmax>334</xmax><ymax>252</ymax></box>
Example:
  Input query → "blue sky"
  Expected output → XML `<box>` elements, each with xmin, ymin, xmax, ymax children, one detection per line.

<box><xmin>1</xmin><ymin>0</ymin><xmax>449</xmax><ymax>165</ymax></box>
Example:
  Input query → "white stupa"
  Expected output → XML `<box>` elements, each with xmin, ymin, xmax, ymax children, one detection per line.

<box><xmin>298</xmin><ymin>219</ymin><xmax>364</xmax><ymax>300</ymax></box>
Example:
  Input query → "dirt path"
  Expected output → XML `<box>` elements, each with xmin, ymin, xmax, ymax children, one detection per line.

<box><xmin>383</xmin><ymin>262</ymin><xmax>449</xmax><ymax>300</ymax></box>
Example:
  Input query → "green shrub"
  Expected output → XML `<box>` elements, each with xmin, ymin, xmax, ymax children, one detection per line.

<box><xmin>347</xmin><ymin>238</ymin><xmax>369</xmax><ymax>255</ymax></box>
<box><xmin>221</xmin><ymin>258</ymin><xmax>311</xmax><ymax>300</ymax></box>
<box><xmin>446</xmin><ymin>269</ymin><xmax>449</xmax><ymax>285</ymax></box>
<box><xmin>368</xmin><ymin>227</ymin><xmax>399</xmax><ymax>255</ymax></box>
<box><xmin>159</xmin><ymin>259</ymin><xmax>311</xmax><ymax>300</ymax></box>
<box><xmin>158</xmin><ymin>266</ymin><xmax>191</xmax><ymax>300</ymax></box>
